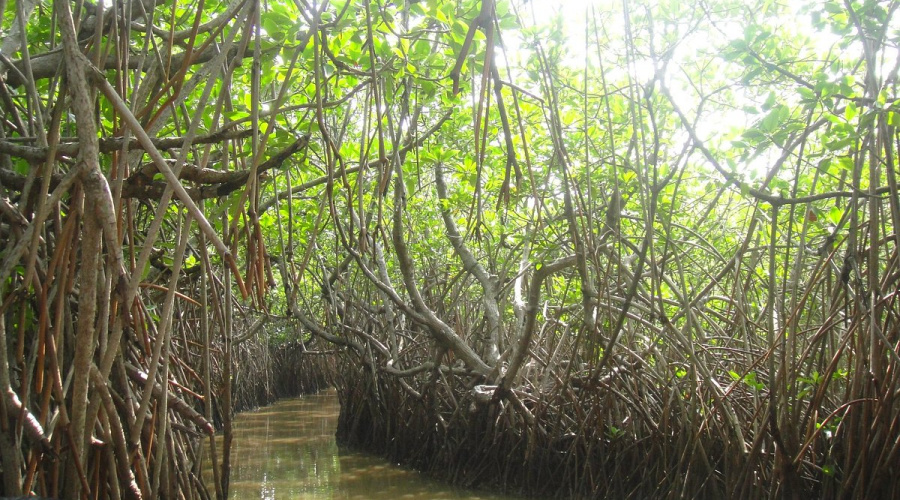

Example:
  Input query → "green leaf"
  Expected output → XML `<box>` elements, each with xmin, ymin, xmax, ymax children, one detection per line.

<box><xmin>828</xmin><ymin>206</ymin><xmax>842</xmax><ymax>224</ymax></box>
<box><xmin>825</xmin><ymin>137</ymin><xmax>854</xmax><ymax>151</ymax></box>
<box><xmin>797</xmin><ymin>86</ymin><xmax>817</xmax><ymax>103</ymax></box>
<box><xmin>844</xmin><ymin>102</ymin><xmax>858</xmax><ymax>121</ymax></box>
<box><xmin>823</xmin><ymin>2</ymin><xmax>843</xmax><ymax>14</ymax></box>
<box><xmin>889</xmin><ymin>111</ymin><xmax>900</xmax><ymax>126</ymax></box>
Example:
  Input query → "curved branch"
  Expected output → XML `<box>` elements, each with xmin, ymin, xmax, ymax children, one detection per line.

<box><xmin>391</xmin><ymin>161</ymin><xmax>491</xmax><ymax>377</ymax></box>
<box><xmin>434</xmin><ymin>161</ymin><xmax>501</xmax><ymax>364</ymax></box>
<box><xmin>0</xmin><ymin>132</ymin><xmax>308</xmax><ymax>203</ymax></box>
<box><xmin>497</xmin><ymin>255</ymin><xmax>576</xmax><ymax>393</ymax></box>
<box><xmin>2</xmin><ymin>43</ymin><xmax>253</xmax><ymax>88</ymax></box>
<box><xmin>0</xmin><ymin>127</ymin><xmax>253</xmax><ymax>163</ymax></box>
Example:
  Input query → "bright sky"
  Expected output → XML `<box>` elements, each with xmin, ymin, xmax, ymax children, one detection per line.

<box><xmin>504</xmin><ymin>0</ymin><xmax>873</xmax><ymax>180</ymax></box>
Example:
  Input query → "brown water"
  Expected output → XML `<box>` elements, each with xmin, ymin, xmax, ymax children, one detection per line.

<box><xmin>207</xmin><ymin>389</ymin><xmax>522</xmax><ymax>499</ymax></box>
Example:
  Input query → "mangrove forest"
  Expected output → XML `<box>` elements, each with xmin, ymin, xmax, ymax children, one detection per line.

<box><xmin>0</xmin><ymin>0</ymin><xmax>899</xmax><ymax>498</ymax></box>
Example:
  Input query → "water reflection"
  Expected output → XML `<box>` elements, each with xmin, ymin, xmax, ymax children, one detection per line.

<box><xmin>211</xmin><ymin>389</ymin><xmax>520</xmax><ymax>500</ymax></box>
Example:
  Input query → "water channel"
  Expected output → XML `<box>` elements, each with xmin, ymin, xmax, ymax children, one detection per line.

<box><xmin>208</xmin><ymin>389</ymin><xmax>524</xmax><ymax>499</ymax></box>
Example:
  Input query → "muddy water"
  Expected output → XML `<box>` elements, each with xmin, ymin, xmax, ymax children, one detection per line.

<box><xmin>209</xmin><ymin>389</ymin><xmax>521</xmax><ymax>499</ymax></box>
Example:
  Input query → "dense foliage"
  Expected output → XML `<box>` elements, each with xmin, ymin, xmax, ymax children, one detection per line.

<box><xmin>0</xmin><ymin>0</ymin><xmax>898</xmax><ymax>498</ymax></box>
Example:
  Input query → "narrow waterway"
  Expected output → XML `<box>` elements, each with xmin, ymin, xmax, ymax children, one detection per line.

<box><xmin>208</xmin><ymin>389</ymin><xmax>523</xmax><ymax>499</ymax></box>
